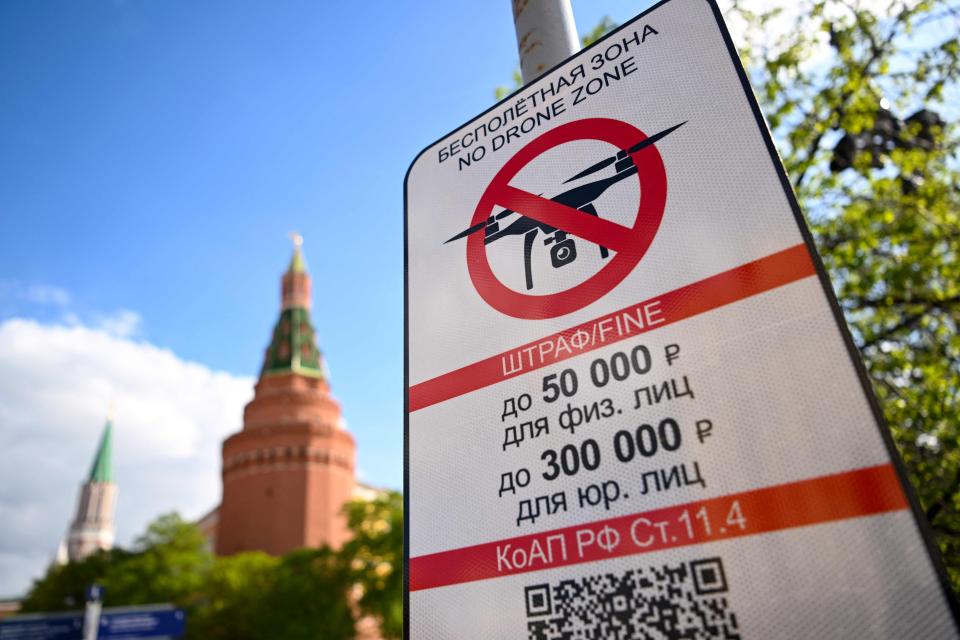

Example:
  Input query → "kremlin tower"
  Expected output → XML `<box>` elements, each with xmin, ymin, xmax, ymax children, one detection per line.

<box><xmin>215</xmin><ymin>235</ymin><xmax>357</xmax><ymax>555</ymax></box>
<box><xmin>65</xmin><ymin>417</ymin><xmax>116</xmax><ymax>562</ymax></box>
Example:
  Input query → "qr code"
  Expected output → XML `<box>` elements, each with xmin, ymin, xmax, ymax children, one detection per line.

<box><xmin>525</xmin><ymin>557</ymin><xmax>741</xmax><ymax>640</ymax></box>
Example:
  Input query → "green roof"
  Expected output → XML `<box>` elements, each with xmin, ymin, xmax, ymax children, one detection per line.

<box><xmin>288</xmin><ymin>246</ymin><xmax>307</xmax><ymax>273</ymax></box>
<box><xmin>260</xmin><ymin>307</ymin><xmax>326</xmax><ymax>379</ymax></box>
<box><xmin>88</xmin><ymin>419</ymin><xmax>113</xmax><ymax>483</ymax></box>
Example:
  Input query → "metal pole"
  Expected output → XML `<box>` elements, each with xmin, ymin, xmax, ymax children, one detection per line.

<box><xmin>511</xmin><ymin>0</ymin><xmax>580</xmax><ymax>85</ymax></box>
<box><xmin>82</xmin><ymin>585</ymin><xmax>103</xmax><ymax>640</ymax></box>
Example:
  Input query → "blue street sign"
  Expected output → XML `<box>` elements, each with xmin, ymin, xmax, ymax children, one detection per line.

<box><xmin>0</xmin><ymin>612</ymin><xmax>82</xmax><ymax>640</ymax></box>
<box><xmin>0</xmin><ymin>606</ymin><xmax>185</xmax><ymax>640</ymax></box>
<box><xmin>99</xmin><ymin>608</ymin><xmax>185</xmax><ymax>639</ymax></box>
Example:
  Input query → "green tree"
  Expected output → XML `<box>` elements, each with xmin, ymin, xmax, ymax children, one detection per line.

<box><xmin>20</xmin><ymin>548</ymin><xmax>129</xmax><ymax>613</ymax></box>
<box><xmin>580</xmin><ymin>16</ymin><xmax>618</xmax><ymax>47</ymax></box>
<box><xmin>343</xmin><ymin>491</ymin><xmax>404</xmax><ymax>639</ymax></box>
<box><xmin>20</xmin><ymin>513</ymin><xmax>358</xmax><ymax>640</ymax></box>
<box><xmin>253</xmin><ymin>548</ymin><xmax>355</xmax><ymax>640</ymax></box>
<box><xmin>101</xmin><ymin>512</ymin><xmax>212</xmax><ymax>607</ymax></box>
<box><xmin>726</xmin><ymin>0</ymin><xmax>960</xmax><ymax>586</ymax></box>
<box><xmin>177</xmin><ymin>551</ymin><xmax>277</xmax><ymax>640</ymax></box>
<box><xmin>20</xmin><ymin>514</ymin><xmax>211</xmax><ymax>617</ymax></box>
<box><xmin>534</xmin><ymin>4</ymin><xmax>960</xmax><ymax>587</ymax></box>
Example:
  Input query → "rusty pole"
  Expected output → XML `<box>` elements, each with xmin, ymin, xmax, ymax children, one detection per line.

<box><xmin>511</xmin><ymin>0</ymin><xmax>580</xmax><ymax>85</ymax></box>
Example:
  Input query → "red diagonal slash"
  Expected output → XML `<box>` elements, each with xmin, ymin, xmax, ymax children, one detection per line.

<box><xmin>494</xmin><ymin>184</ymin><xmax>633</xmax><ymax>253</ymax></box>
<box><xmin>467</xmin><ymin>118</ymin><xmax>668</xmax><ymax>319</ymax></box>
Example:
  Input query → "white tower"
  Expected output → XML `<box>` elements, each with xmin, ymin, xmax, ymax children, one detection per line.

<box><xmin>66</xmin><ymin>417</ymin><xmax>117</xmax><ymax>562</ymax></box>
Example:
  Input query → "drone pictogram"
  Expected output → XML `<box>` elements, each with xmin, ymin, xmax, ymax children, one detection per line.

<box><xmin>445</xmin><ymin>121</ymin><xmax>685</xmax><ymax>291</ymax></box>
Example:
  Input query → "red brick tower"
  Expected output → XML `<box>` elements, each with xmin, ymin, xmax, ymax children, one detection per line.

<box><xmin>217</xmin><ymin>235</ymin><xmax>357</xmax><ymax>556</ymax></box>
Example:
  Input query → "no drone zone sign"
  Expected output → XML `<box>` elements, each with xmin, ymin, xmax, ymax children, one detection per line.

<box><xmin>404</xmin><ymin>0</ymin><xmax>959</xmax><ymax>638</ymax></box>
<box><xmin>460</xmin><ymin>117</ymin><xmax>672</xmax><ymax>319</ymax></box>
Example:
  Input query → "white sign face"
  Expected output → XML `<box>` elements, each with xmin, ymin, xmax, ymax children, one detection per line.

<box><xmin>404</xmin><ymin>0</ymin><xmax>959</xmax><ymax>637</ymax></box>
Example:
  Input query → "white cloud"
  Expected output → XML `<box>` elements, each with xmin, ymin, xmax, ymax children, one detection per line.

<box><xmin>21</xmin><ymin>285</ymin><xmax>71</xmax><ymax>307</ymax></box>
<box><xmin>93</xmin><ymin>309</ymin><xmax>142</xmax><ymax>338</ymax></box>
<box><xmin>0</xmin><ymin>318</ymin><xmax>254</xmax><ymax>597</ymax></box>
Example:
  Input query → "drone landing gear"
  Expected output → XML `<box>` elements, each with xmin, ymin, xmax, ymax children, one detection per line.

<box><xmin>523</xmin><ymin>229</ymin><xmax>539</xmax><ymax>291</ymax></box>
<box><xmin>521</xmin><ymin>205</ymin><xmax>611</xmax><ymax>291</ymax></box>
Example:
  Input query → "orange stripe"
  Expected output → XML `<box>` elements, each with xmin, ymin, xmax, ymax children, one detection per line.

<box><xmin>409</xmin><ymin>463</ymin><xmax>907</xmax><ymax>591</ymax></box>
<box><xmin>409</xmin><ymin>244</ymin><xmax>815</xmax><ymax>412</ymax></box>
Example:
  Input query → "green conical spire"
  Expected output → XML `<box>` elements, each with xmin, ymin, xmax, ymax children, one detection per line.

<box><xmin>88</xmin><ymin>418</ymin><xmax>113</xmax><ymax>483</ymax></box>
<box><xmin>288</xmin><ymin>232</ymin><xmax>307</xmax><ymax>273</ymax></box>
<box><xmin>260</xmin><ymin>234</ymin><xmax>325</xmax><ymax>380</ymax></box>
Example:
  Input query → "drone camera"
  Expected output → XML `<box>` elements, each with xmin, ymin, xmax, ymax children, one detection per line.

<box><xmin>544</xmin><ymin>231</ymin><xmax>578</xmax><ymax>268</ymax></box>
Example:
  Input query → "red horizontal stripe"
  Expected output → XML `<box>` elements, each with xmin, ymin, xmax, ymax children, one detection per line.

<box><xmin>409</xmin><ymin>243</ymin><xmax>815</xmax><ymax>412</ymax></box>
<box><xmin>409</xmin><ymin>463</ymin><xmax>906</xmax><ymax>591</ymax></box>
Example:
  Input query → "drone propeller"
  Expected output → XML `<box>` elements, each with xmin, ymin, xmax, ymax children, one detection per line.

<box><xmin>443</xmin><ymin>194</ymin><xmax>545</xmax><ymax>244</ymax></box>
<box><xmin>444</xmin><ymin>209</ymin><xmax>512</xmax><ymax>244</ymax></box>
<box><xmin>563</xmin><ymin>121</ymin><xmax>686</xmax><ymax>183</ymax></box>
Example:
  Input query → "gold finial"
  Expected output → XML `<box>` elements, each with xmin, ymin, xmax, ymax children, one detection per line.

<box><xmin>286</xmin><ymin>232</ymin><xmax>307</xmax><ymax>274</ymax></box>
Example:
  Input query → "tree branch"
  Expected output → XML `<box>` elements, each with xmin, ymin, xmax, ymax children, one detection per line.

<box><xmin>927</xmin><ymin>468</ymin><xmax>960</xmax><ymax>524</ymax></box>
<box><xmin>861</xmin><ymin>309</ymin><xmax>928</xmax><ymax>348</ymax></box>
<box><xmin>791</xmin><ymin>3</ymin><xmax>911</xmax><ymax>191</ymax></box>
<box><xmin>849</xmin><ymin>293</ymin><xmax>960</xmax><ymax>310</ymax></box>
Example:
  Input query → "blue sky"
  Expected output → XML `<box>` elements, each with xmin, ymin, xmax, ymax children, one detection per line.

<box><xmin>0</xmin><ymin>1</ymin><xmax>652</xmax><ymax>503</ymax></box>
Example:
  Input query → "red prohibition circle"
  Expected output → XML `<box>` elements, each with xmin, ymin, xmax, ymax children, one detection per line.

<box><xmin>467</xmin><ymin>118</ymin><xmax>667</xmax><ymax>319</ymax></box>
